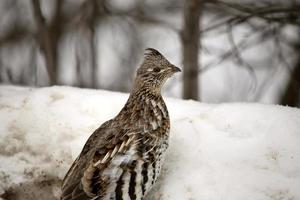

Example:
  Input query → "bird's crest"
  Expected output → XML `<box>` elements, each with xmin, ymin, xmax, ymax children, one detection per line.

<box><xmin>144</xmin><ymin>48</ymin><xmax>164</xmax><ymax>60</ymax></box>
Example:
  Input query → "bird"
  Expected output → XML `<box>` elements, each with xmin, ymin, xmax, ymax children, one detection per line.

<box><xmin>61</xmin><ymin>48</ymin><xmax>181</xmax><ymax>200</ymax></box>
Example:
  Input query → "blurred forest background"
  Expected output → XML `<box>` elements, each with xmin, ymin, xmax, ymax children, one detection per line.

<box><xmin>0</xmin><ymin>0</ymin><xmax>299</xmax><ymax>107</ymax></box>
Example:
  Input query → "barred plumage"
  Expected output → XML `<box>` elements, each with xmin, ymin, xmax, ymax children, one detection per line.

<box><xmin>61</xmin><ymin>48</ymin><xmax>181</xmax><ymax>200</ymax></box>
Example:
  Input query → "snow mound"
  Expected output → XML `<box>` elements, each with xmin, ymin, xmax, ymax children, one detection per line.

<box><xmin>0</xmin><ymin>86</ymin><xmax>299</xmax><ymax>200</ymax></box>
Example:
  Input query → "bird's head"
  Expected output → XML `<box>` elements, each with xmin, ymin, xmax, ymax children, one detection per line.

<box><xmin>134</xmin><ymin>48</ymin><xmax>181</xmax><ymax>93</ymax></box>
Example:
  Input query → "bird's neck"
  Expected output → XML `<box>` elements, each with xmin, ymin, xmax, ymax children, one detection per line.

<box><xmin>131</xmin><ymin>78</ymin><xmax>162</xmax><ymax>95</ymax></box>
<box><xmin>116</xmin><ymin>88</ymin><xmax>169</xmax><ymax>131</ymax></box>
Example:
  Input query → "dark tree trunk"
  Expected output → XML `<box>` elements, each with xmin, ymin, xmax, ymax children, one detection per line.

<box><xmin>89</xmin><ymin>28</ymin><xmax>98</xmax><ymax>88</ymax></box>
<box><xmin>31</xmin><ymin>0</ymin><xmax>63</xmax><ymax>85</ymax></box>
<box><xmin>280</xmin><ymin>43</ymin><xmax>300</xmax><ymax>107</ymax></box>
<box><xmin>74</xmin><ymin>0</ymin><xmax>101</xmax><ymax>88</ymax></box>
<box><xmin>181</xmin><ymin>0</ymin><xmax>203</xmax><ymax>100</ymax></box>
<box><xmin>87</xmin><ymin>0</ymin><xmax>99</xmax><ymax>89</ymax></box>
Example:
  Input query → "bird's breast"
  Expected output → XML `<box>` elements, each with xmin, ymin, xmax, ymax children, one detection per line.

<box><xmin>139</xmin><ymin>98</ymin><xmax>170</xmax><ymax>133</ymax></box>
<box><xmin>99</xmin><ymin>96</ymin><xmax>170</xmax><ymax>200</ymax></box>
<box><xmin>100</xmin><ymin>139</ymin><xmax>168</xmax><ymax>200</ymax></box>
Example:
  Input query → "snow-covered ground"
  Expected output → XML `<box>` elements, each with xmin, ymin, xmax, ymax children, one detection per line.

<box><xmin>0</xmin><ymin>85</ymin><xmax>299</xmax><ymax>200</ymax></box>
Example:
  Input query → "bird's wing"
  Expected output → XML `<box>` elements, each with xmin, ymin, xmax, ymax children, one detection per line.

<box><xmin>61</xmin><ymin>123</ymin><xmax>139</xmax><ymax>200</ymax></box>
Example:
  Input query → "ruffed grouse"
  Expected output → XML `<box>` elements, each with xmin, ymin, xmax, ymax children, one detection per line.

<box><xmin>61</xmin><ymin>48</ymin><xmax>181</xmax><ymax>200</ymax></box>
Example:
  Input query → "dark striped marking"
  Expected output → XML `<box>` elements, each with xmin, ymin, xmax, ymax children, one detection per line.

<box><xmin>129</xmin><ymin>161</ymin><xmax>137</xmax><ymax>200</ymax></box>
<box><xmin>115</xmin><ymin>172</ymin><xmax>124</xmax><ymax>200</ymax></box>
<box><xmin>152</xmin><ymin>160</ymin><xmax>156</xmax><ymax>185</ymax></box>
<box><xmin>91</xmin><ymin>168</ymin><xmax>101</xmax><ymax>194</ymax></box>
<box><xmin>141</xmin><ymin>162</ymin><xmax>149</xmax><ymax>195</ymax></box>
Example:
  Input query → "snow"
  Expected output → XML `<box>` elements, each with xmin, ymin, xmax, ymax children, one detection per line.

<box><xmin>0</xmin><ymin>85</ymin><xmax>300</xmax><ymax>200</ymax></box>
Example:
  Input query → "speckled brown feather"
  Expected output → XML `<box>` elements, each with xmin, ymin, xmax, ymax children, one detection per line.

<box><xmin>61</xmin><ymin>48</ymin><xmax>180</xmax><ymax>200</ymax></box>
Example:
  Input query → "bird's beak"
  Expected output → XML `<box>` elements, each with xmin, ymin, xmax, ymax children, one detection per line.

<box><xmin>170</xmin><ymin>65</ymin><xmax>181</xmax><ymax>73</ymax></box>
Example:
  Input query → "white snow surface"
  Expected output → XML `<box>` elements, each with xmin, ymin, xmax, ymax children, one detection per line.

<box><xmin>0</xmin><ymin>85</ymin><xmax>300</xmax><ymax>200</ymax></box>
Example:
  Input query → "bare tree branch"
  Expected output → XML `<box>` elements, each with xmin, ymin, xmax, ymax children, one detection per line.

<box><xmin>226</xmin><ymin>24</ymin><xmax>257</xmax><ymax>90</ymax></box>
<box><xmin>211</xmin><ymin>1</ymin><xmax>300</xmax><ymax>25</ymax></box>
<box><xmin>0</xmin><ymin>27</ymin><xmax>32</xmax><ymax>46</ymax></box>
<box><xmin>200</xmin><ymin>25</ymin><xmax>271</xmax><ymax>73</ymax></box>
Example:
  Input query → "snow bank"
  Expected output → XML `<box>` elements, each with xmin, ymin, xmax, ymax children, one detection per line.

<box><xmin>0</xmin><ymin>86</ymin><xmax>299</xmax><ymax>200</ymax></box>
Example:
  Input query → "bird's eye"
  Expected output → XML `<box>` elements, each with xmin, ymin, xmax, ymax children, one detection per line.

<box><xmin>153</xmin><ymin>67</ymin><xmax>161</xmax><ymax>73</ymax></box>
